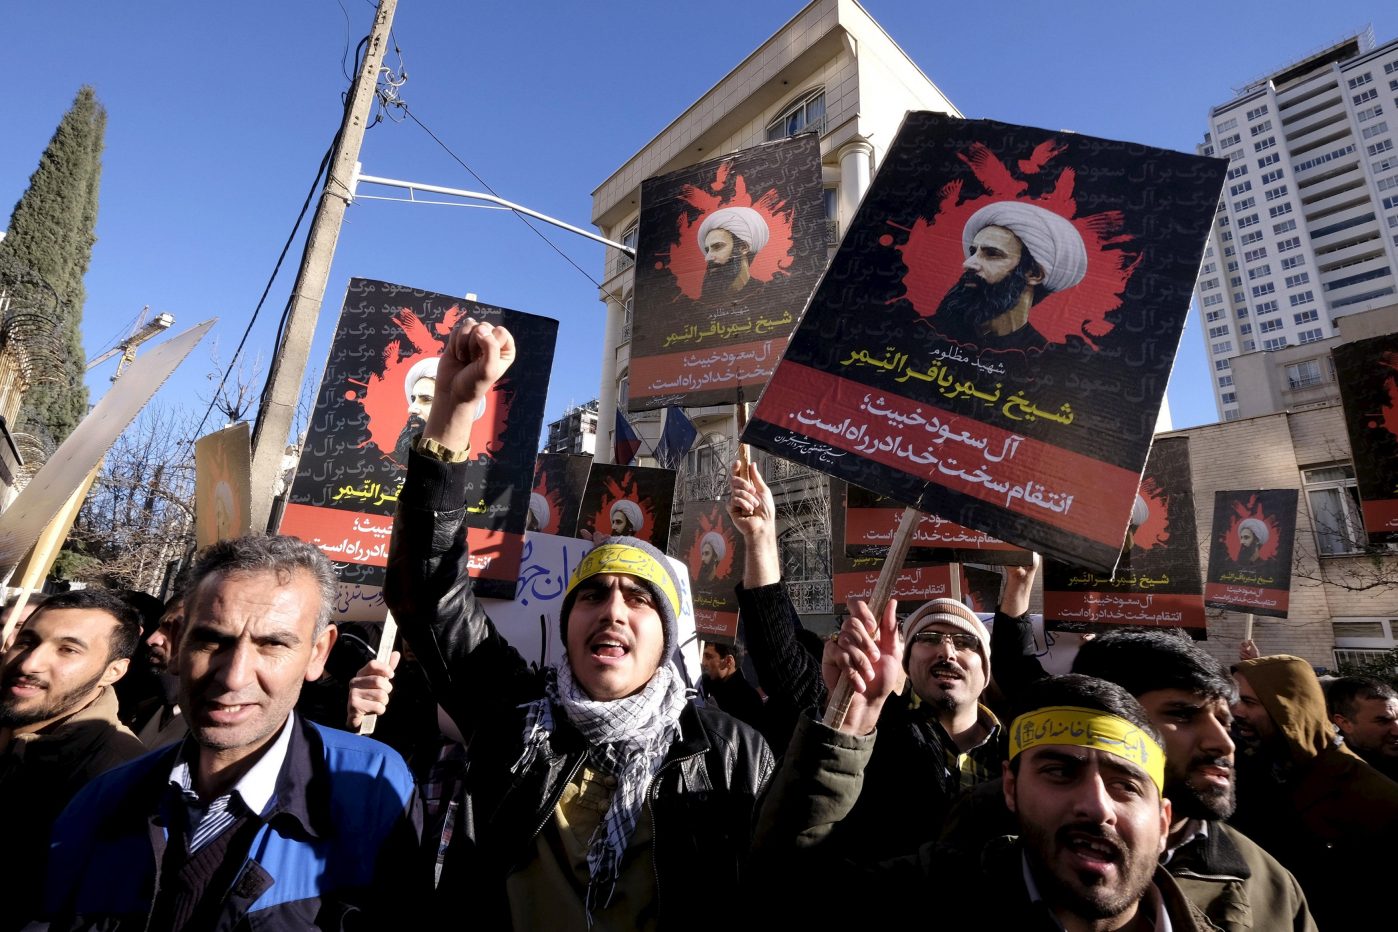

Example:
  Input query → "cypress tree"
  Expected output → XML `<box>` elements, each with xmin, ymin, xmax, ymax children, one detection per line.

<box><xmin>0</xmin><ymin>85</ymin><xmax>105</xmax><ymax>451</ymax></box>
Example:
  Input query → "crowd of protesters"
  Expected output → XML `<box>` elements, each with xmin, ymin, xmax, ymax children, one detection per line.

<box><xmin>3</xmin><ymin>318</ymin><xmax>1396</xmax><ymax>930</ymax></box>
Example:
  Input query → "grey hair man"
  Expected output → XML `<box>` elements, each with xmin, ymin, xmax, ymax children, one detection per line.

<box><xmin>42</xmin><ymin>536</ymin><xmax>422</xmax><ymax>929</ymax></box>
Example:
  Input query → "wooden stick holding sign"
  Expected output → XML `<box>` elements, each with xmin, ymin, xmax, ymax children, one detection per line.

<box><xmin>735</xmin><ymin>396</ymin><xmax>750</xmax><ymax>473</ymax></box>
<box><xmin>823</xmin><ymin>505</ymin><xmax>921</xmax><ymax>730</ymax></box>
<box><xmin>355</xmin><ymin>610</ymin><xmax>398</xmax><ymax>737</ymax></box>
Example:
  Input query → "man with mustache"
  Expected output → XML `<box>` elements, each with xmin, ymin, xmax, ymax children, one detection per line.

<box><xmin>385</xmin><ymin>317</ymin><xmax>773</xmax><ymax>929</ymax></box>
<box><xmin>0</xmin><ymin>589</ymin><xmax>145</xmax><ymax>931</ymax></box>
<box><xmin>976</xmin><ymin>623</ymin><xmax>1315</xmax><ymax>930</ymax></box>
<box><xmin>1327</xmin><ymin>675</ymin><xmax>1398</xmax><ymax>782</ymax></box>
<box><xmin>1231</xmin><ymin>654</ymin><xmax>1398</xmax><ymax>929</ymax></box>
<box><xmin>728</xmin><ymin>461</ymin><xmax>1024</xmax><ymax>859</ymax></box>
<box><xmin>931</xmin><ymin>200</ymin><xmax>1087</xmax><ymax>352</ymax></box>
<box><xmin>755</xmin><ymin>621</ymin><xmax>1212</xmax><ymax>930</ymax></box>
<box><xmin>698</xmin><ymin>205</ymin><xmax>769</xmax><ymax>300</ymax></box>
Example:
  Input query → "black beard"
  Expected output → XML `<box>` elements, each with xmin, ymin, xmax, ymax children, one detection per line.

<box><xmin>702</xmin><ymin>257</ymin><xmax>745</xmax><ymax>299</ymax></box>
<box><xmin>933</xmin><ymin>263</ymin><xmax>1034</xmax><ymax>340</ymax></box>
<box><xmin>393</xmin><ymin>415</ymin><xmax>427</xmax><ymax>466</ymax></box>
<box><xmin>1165</xmin><ymin>757</ymin><xmax>1237</xmax><ymax>821</ymax></box>
<box><xmin>0</xmin><ymin>666</ymin><xmax>107</xmax><ymax>728</ymax></box>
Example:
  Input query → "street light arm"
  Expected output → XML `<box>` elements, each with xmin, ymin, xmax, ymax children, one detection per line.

<box><xmin>352</xmin><ymin>171</ymin><xmax>636</xmax><ymax>256</ymax></box>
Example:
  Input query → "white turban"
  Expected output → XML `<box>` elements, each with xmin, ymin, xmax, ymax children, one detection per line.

<box><xmin>1130</xmin><ymin>495</ymin><xmax>1149</xmax><ymax>530</ymax></box>
<box><xmin>404</xmin><ymin>357</ymin><xmax>438</xmax><ymax>400</ymax></box>
<box><xmin>611</xmin><ymin>499</ymin><xmax>644</xmax><ymax>532</ymax></box>
<box><xmin>529</xmin><ymin>493</ymin><xmax>550</xmax><ymax>530</ymax></box>
<box><xmin>701</xmin><ymin>531</ymin><xmax>726</xmax><ymax>561</ymax></box>
<box><xmin>963</xmin><ymin>201</ymin><xmax>1088</xmax><ymax>293</ymax></box>
<box><xmin>698</xmin><ymin>206</ymin><xmax>770</xmax><ymax>256</ymax></box>
<box><xmin>1238</xmin><ymin>518</ymin><xmax>1269</xmax><ymax>546</ymax></box>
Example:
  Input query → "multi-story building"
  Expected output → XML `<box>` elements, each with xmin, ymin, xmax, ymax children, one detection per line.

<box><xmin>1195</xmin><ymin>30</ymin><xmax>1398</xmax><ymax>421</ymax></box>
<box><xmin>544</xmin><ymin>399</ymin><xmax>598</xmax><ymax>455</ymax></box>
<box><xmin>588</xmin><ymin>0</ymin><xmax>958</xmax><ymax>613</ymax></box>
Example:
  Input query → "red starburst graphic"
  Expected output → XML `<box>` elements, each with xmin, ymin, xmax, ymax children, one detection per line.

<box><xmin>589</xmin><ymin>473</ymin><xmax>654</xmax><ymax>540</ymax></box>
<box><xmin>888</xmin><ymin>140</ymin><xmax>1140</xmax><ymax>349</ymax></box>
<box><xmin>685</xmin><ymin>503</ymin><xmax>736</xmax><ymax>580</ymax></box>
<box><xmin>1133</xmin><ymin>475</ymin><xmax>1170</xmax><ymax>551</ymax></box>
<box><xmin>530</xmin><ymin>469</ymin><xmax>565</xmax><ymax>535</ymax></box>
<box><xmin>1367</xmin><ymin>350</ymin><xmax>1398</xmax><ymax>442</ymax></box>
<box><xmin>655</xmin><ymin>161</ymin><xmax>797</xmax><ymax>300</ymax></box>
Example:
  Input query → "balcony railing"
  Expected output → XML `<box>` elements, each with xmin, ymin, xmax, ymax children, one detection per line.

<box><xmin>787</xmin><ymin>578</ymin><xmax>833</xmax><ymax>614</ymax></box>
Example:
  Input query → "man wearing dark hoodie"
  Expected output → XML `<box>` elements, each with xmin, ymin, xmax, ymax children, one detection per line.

<box><xmin>1233</xmin><ymin>653</ymin><xmax>1398</xmax><ymax>929</ymax></box>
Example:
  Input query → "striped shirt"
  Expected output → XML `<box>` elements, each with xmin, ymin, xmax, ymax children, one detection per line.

<box><xmin>166</xmin><ymin>713</ymin><xmax>294</xmax><ymax>852</ymax></box>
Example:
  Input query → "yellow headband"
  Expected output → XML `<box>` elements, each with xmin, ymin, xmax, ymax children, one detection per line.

<box><xmin>1009</xmin><ymin>706</ymin><xmax>1166</xmax><ymax>791</ymax></box>
<box><xmin>566</xmin><ymin>543</ymin><xmax>680</xmax><ymax>617</ymax></box>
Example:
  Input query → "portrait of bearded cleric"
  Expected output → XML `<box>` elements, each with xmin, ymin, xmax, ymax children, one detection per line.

<box><xmin>698</xmin><ymin>206</ymin><xmax>771</xmax><ymax>301</ymax></box>
<box><xmin>932</xmin><ymin>201</ymin><xmax>1088</xmax><ymax>353</ymax></box>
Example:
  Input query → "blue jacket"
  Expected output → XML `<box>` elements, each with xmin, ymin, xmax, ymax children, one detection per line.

<box><xmin>41</xmin><ymin>715</ymin><xmax>423</xmax><ymax>931</ymax></box>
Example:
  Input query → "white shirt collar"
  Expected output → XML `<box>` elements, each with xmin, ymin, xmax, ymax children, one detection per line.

<box><xmin>168</xmin><ymin>712</ymin><xmax>296</xmax><ymax>816</ymax></box>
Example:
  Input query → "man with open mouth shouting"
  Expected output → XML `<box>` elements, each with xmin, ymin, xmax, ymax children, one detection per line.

<box><xmin>385</xmin><ymin>316</ymin><xmax>772</xmax><ymax>931</ymax></box>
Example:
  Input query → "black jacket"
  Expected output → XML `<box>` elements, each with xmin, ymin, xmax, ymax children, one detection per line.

<box><xmin>384</xmin><ymin>449</ymin><xmax>773</xmax><ymax>929</ymax></box>
<box><xmin>737</xmin><ymin>582</ymin><xmax>1006</xmax><ymax>859</ymax></box>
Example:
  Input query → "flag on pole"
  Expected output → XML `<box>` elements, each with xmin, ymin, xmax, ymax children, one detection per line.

<box><xmin>655</xmin><ymin>407</ymin><xmax>698</xmax><ymax>470</ymax></box>
<box><xmin>614</xmin><ymin>409</ymin><xmax>642</xmax><ymax>466</ymax></box>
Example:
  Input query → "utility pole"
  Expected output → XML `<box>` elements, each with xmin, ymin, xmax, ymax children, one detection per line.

<box><xmin>247</xmin><ymin>0</ymin><xmax>398</xmax><ymax>531</ymax></box>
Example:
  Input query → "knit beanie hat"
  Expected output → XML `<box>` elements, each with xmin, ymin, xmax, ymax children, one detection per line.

<box><xmin>902</xmin><ymin>597</ymin><xmax>992</xmax><ymax>682</ymax></box>
<box><xmin>560</xmin><ymin>536</ymin><xmax>681</xmax><ymax>658</ymax></box>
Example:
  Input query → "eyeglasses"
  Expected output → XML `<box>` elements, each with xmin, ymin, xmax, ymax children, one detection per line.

<box><xmin>910</xmin><ymin>630</ymin><xmax>980</xmax><ymax>653</ymax></box>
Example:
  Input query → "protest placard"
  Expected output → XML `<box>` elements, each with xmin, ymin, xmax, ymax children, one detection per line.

<box><xmin>194</xmin><ymin>422</ymin><xmax>252</xmax><ymax>547</ymax></box>
<box><xmin>1334</xmin><ymin>335</ymin><xmax>1398</xmax><ymax>543</ymax></box>
<box><xmin>279</xmin><ymin>278</ymin><xmax>557</xmax><ymax>597</ymax></box>
<box><xmin>1203</xmin><ymin>489</ymin><xmax>1299</xmax><ymax>618</ymax></box>
<box><xmin>576</xmin><ymin>462</ymin><xmax>676</xmax><ymax>551</ymax></box>
<box><xmin>529</xmin><ymin>452</ymin><xmax>591</xmax><ymax>537</ymax></box>
<box><xmin>628</xmin><ymin>133</ymin><xmax>825</xmax><ymax>410</ymax></box>
<box><xmin>674</xmin><ymin>499</ymin><xmax>745</xmax><ymax>642</ymax></box>
<box><xmin>1044</xmin><ymin>436</ymin><xmax>1206</xmax><ymax>635</ymax></box>
<box><xmin>743</xmin><ymin>113</ymin><xmax>1226</xmax><ymax>573</ymax></box>
<box><xmin>841</xmin><ymin>478</ymin><xmax>1029</xmax><ymax>565</ymax></box>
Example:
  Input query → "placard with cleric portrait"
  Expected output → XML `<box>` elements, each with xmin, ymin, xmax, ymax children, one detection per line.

<box><xmin>744</xmin><ymin>113</ymin><xmax>1227</xmax><ymax>573</ymax></box>
<box><xmin>576</xmin><ymin>462</ymin><xmax>676</xmax><ymax>552</ymax></box>
<box><xmin>279</xmin><ymin>278</ymin><xmax>558</xmax><ymax>598</ymax></box>
<box><xmin>627</xmin><ymin>133</ymin><xmax>825</xmax><ymax>411</ymax></box>
<box><xmin>1203</xmin><ymin>489</ymin><xmax>1298</xmax><ymax>618</ymax></box>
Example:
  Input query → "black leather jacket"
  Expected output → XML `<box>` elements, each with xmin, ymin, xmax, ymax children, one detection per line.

<box><xmin>385</xmin><ymin>449</ymin><xmax>773</xmax><ymax>929</ymax></box>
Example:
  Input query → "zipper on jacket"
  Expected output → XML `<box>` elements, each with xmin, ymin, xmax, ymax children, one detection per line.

<box><xmin>646</xmin><ymin>747</ymin><xmax>706</xmax><ymax>908</ymax></box>
<box><xmin>528</xmin><ymin>754</ymin><xmax>587</xmax><ymax>844</ymax></box>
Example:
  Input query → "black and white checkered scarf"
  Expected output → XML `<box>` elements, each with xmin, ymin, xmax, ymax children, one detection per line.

<box><xmin>513</xmin><ymin>660</ymin><xmax>689</xmax><ymax>918</ymax></box>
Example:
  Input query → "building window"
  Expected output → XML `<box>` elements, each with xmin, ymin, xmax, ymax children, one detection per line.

<box><xmin>1250</xmin><ymin>283</ymin><xmax>1275</xmax><ymax>298</ymax></box>
<box><xmin>1239</xmin><ymin>230</ymin><xmax>1264</xmax><ymax>246</ymax></box>
<box><xmin>616</xmin><ymin>372</ymin><xmax>629</xmax><ymax>409</ymax></box>
<box><xmin>1262</xmin><ymin>336</ymin><xmax>1288</xmax><ymax>351</ymax></box>
<box><xmin>1208</xmin><ymin>325</ymin><xmax>1230</xmax><ymax>338</ymax></box>
<box><xmin>1214</xmin><ymin>358</ymin><xmax>1231</xmax><ymax>371</ymax></box>
<box><xmin>1217</xmin><ymin>117</ymin><xmax>1239</xmax><ymax>133</ymax></box>
<box><xmin>1246</xmin><ymin>265</ymin><xmax>1270</xmax><ymax>281</ymax></box>
<box><xmin>1272</xmin><ymin>218</ymin><xmax>1297</xmax><ymax>234</ymax></box>
<box><xmin>1297</xmin><ymin>328</ymin><xmax>1325</xmax><ymax>344</ymax></box>
<box><xmin>1281</xmin><ymin>255</ymin><xmax>1305</xmax><ymax>270</ymax></box>
<box><xmin>1353</xmin><ymin>88</ymin><xmax>1379</xmax><ymax>106</ymax></box>
<box><xmin>1246</xmin><ymin>105</ymin><xmax>1269</xmax><ymax>121</ymax></box>
<box><xmin>1375</xmin><ymin>155</ymin><xmax>1398</xmax><ymax>173</ymax></box>
<box><xmin>1260</xmin><ymin>168</ymin><xmax>1285</xmax><ymax>184</ymax></box>
<box><xmin>1369</xmin><ymin>139</ymin><xmax>1395</xmax><ymax>157</ymax></box>
<box><xmin>1212</xmin><ymin>340</ymin><xmax>1233</xmax><ymax>355</ymax></box>
<box><xmin>1277</xmin><ymin>236</ymin><xmax>1302</xmax><ymax>252</ymax></box>
<box><xmin>1348</xmin><ymin>73</ymin><xmax>1373</xmax><ymax>89</ymax></box>
<box><xmin>1220</xmin><ymin>391</ymin><xmax>1237</xmax><ymax>404</ymax></box>
<box><xmin>1255</xmin><ymin>299</ymin><xmax>1279</xmax><ymax>315</ymax></box>
<box><xmin>1257</xmin><ymin>152</ymin><xmax>1280</xmax><ymax>168</ymax></box>
<box><xmin>1237</xmin><ymin>307</ymin><xmax>1250</xmax><ymax>318</ymax></box>
<box><xmin>1250</xmin><ymin>120</ymin><xmax>1273</xmax><ymax>136</ymax></box>
<box><xmin>1233</xmin><ymin>197</ymin><xmax>1255</xmax><ymax>212</ymax></box>
<box><xmin>684</xmin><ymin>432</ymin><xmax>732</xmax><ymax>500</ymax></box>
<box><xmin>1226</xmin><ymin>163</ymin><xmax>1248</xmax><ymax>180</ymax></box>
<box><xmin>1224</xmin><ymin>409</ymin><xmax>1241</xmax><ymax>421</ymax></box>
<box><xmin>1289</xmin><ymin>290</ymin><xmax>1314</xmax><ymax>306</ymax></box>
<box><xmin>1286</xmin><ymin>359</ymin><xmax>1323</xmax><ymax>389</ymax></box>
<box><xmin>1253</xmin><ymin>136</ymin><xmax>1276</xmax><ymax>153</ymax></box>
<box><xmin>1264</xmin><ymin>185</ymin><xmax>1288</xmax><ymax>201</ymax></box>
<box><xmin>617</xmin><ymin>224</ymin><xmax>637</xmax><ymax>273</ymax></box>
<box><xmin>1228</xmin><ymin>181</ymin><xmax>1252</xmax><ymax>196</ymax></box>
<box><xmin>766</xmin><ymin>88</ymin><xmax>826</xmax><ymax>141</ymax></box>
<box><xmin>1219</xmin><ymin>134</ymin><xmax>1242</xmax><ymax>150</ymax></box>
<box><xmin>1239</xmin><ymin>323</ymin><xmax>1253</xmax><ymax>335</ymax></box>
<box><xmin>1269</xmin><ymin>203</ymin><xmax>1293</xmax><ymax>219</ymax></box>
<box><xmin>1202</xmin><ymin>293</ymin><xmax>1225</xmax><ymax>307</ymax></box>
<box><xmin>1218</xmin><ymin>374</ymin><xmax>1234</xmax><ymax>387</ymax></box>
<box><xmin>1303</xmin><ymin>464</ymin><xmax>1367</xmax><ymax>555</ymax></box>
<box><xmin>1358</xmin><ymin>105</ymin><xmax>1385</xmax><ymax>122</ymax></box>
<box><xmin>622</xmin><ymin>295</ymin><xmax>634</xmax><ymax>343</ymax></box>
<box><xmin>1259</xmin><ymin>318</ymin><xmax>1284</xmax><ymax>333</ymax></box>
<box><xmin>1243</xmin><ymin>247</ymin><xmax>1268</xmax><ymax>263</ymax></box>
<box><xmin>1206</xmin><ymin>309</ymin><xmax>1224</xmax><ymax>322</ymax></box>
<box><xmin>1285</xmin><ymin>272</ymin><xmax>1310</xmax><ymax>288</ymax></box>
<box><xmin>1363</xmin><ymin>122</ymin><xmax>1390</xmax><ymax>140</ymax></box>
<box><xmin>1293</xmin><ymin>309</ymin><xmax>1319</xmax><ymax>325</ymax></box>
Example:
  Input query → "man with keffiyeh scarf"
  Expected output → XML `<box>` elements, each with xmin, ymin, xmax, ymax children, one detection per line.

<box><xmin>385</xmin><ymin>317</ymin><xmax>773</xmax><ymax>930</ymax></box>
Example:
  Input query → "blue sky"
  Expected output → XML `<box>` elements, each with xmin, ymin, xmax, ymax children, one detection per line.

<box><xmin>5</xmin><ymin>0</ymin><xmax>1395</xmax><ymax>443</ymax></box>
